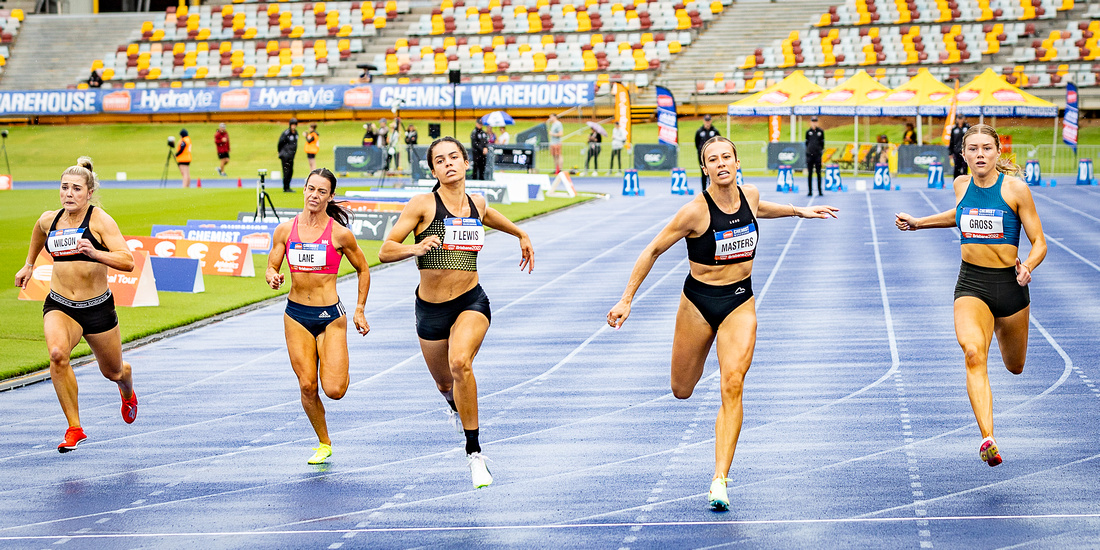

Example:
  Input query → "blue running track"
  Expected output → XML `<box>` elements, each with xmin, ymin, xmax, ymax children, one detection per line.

<box><xmin>2</xmin><ymin>178</ymin><xmax>1100</xmax><ymax>548</ymax></box>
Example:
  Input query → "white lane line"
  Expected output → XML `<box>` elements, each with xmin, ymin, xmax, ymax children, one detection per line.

<box><xmin>4</xmin><ymin>512</ymin><xmax>1100</xmax><ymax>541</ymax></box>
<box><xmin>1033</xmin><ymin>192</ymin><xmax>1100</xmax><ymax>224</ymax></box>
<box><xmin>865</xmin><ymin>193</ymin><xmax>901</xmax><ymax>370</ymax></box>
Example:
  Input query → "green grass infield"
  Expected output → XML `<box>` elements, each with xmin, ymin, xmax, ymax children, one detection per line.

<box><xmin>0</xmin><ymin>187</ymin><xmax>592</xmax><ymax>380</ymax></box>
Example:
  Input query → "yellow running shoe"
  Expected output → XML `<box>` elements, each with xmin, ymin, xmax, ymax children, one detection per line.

<box><xmin>307</xmin><ymin>443</ymin><xmax>332</xmax><ymax>465</ymax></box>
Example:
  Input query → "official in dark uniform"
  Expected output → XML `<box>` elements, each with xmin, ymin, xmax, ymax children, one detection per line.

<box><xmin>694</xmin><ymin>114</ymin><xmax>721</xmax><ymax>190</ymax></box>
<box><xmin>470</xmin><ymin>120</ymin><xmax>490</xmax><ymax>181</ymax></box>
<box><xmin>277</xmin><ymin>118</ymin><xmax>299</xmax><ymax>192</ymax></box>
<box><xmin>949</xmin><ymin>116</ymin><xmax>971</xmax><ymax>178</ymax></box>
<box><xmin>805</xmin><ymin>116</ymin><xmax>825</xmax><ymax>196</ymax></box>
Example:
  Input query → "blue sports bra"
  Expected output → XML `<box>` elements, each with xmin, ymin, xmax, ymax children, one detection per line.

<box><xmin>955</xmin><ymin>173</ymin><xmax>1022</xmax><ymax>247</ymax></box>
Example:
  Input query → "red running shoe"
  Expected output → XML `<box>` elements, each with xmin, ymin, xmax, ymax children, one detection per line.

<box><xmin>121</xmin><ymin>389</ymin><xmax>138</xmax><ymax>424</ymax></box>
<box><xmin>979</xmin><ymin>437</ymin><xmax>1002</xmax><ymax>467</ymax></box>
<box><xmin>58</xmin><ymin>427</ymin><xmax>87</xmax><ymax>453</ymax></box>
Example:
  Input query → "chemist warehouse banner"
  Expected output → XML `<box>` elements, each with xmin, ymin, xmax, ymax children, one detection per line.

<box><xmin>0</xmin><ymin>82</ymin><xmax>597</xmax><ymax>116</ymax></box>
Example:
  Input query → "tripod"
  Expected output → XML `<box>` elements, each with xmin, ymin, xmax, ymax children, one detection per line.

<box><xmin>254</xmin><ymin>172</ymin><xmax>280</xmax><ymax>222</ymax></box>
<box><xmin>377</xmin><ymin>114</ymin><xmax>405</xmax><ymax>188</ymax></box>
<box><xmin>0</xmin><ymin>132</ymin><xmax>10</xmax><ymax>175</ymax></box>
<box><xmin>160</xmin><ymin>145</ymin><xmax>176</xmax><ymax>188</ymax></box>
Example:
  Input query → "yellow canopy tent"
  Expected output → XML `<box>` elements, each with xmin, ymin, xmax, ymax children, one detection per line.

<box><xmin>726</xmin><ymin>70</ymin><xmax>827</xmax><ymax>141</ymax></box>
<box><xmin>799</xmin><ymin>70</ymin><xmax>894</xmax><ymax>172</ymax></box>
<box><xmin>867</xmin><ymin>68</ymin><xmax>954</xmax><ymax>144</ymax></box>
<box><xmin>929</xmin><ymin>68</ymin><xmax>1057</xmax><ymax>118</ymax></box>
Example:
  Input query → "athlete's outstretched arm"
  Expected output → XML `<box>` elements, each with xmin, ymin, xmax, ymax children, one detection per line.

<box><xmin>14</xmin><ymin>212</ymin><xmax>51</xmax><ymax>289</ymax></box>
<box><xmin>336</xmin><ymin>226</ymin><xmax>371</xmax><ymax>335</ymax></box>
<box><xmin>607</xmin><ymin>204</ymin><xmax>699</xmax><ymax>328</ymax></box>
<box><xmin>483</xmin><ymin>206</ymin><xmax>533</xmax><ymax>273</ymax></box>
<box><xmin>757</xmin><ymin>200</ymin><xmax>839</xmax><ymax>219</ymax></box>
<box><xmin>378</xmin><ymin>194</ymin><xmax>439</xmax><ymax>263</ymax></box>
<box><xmin>895</xmin><ymin>208</ymin><xmax>956</xmax><ymax>231</ymax></box>
<box><xmin>265</xmin><ymin>223</ymin><xmax>290</xmax><ymax>290</ymax></box>
<box><xmin>1011</xmin><ymin>179</ymin><xmax>1046</xmax><ymax>286</ymax></box>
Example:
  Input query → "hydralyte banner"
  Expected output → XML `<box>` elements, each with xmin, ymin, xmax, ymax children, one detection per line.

<box><xmin>0</xmin><ymin>82</ymin><xmax>597</xmax><ymax>116</ymax></box>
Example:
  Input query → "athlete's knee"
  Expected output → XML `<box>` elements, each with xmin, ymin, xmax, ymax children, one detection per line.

<box><xmin>670</xmin><ymin>382</ymin><xmax>695</xmax><ymax>400</ymax></box>
<box><xmin>720</xmin><ymin>369</ymin><xmax>747</xmax><ymax>398</ymax></box>
<box><xmin>961</xmin><ymin>343</ymin><xmax>987</xmax><ymax>369</ymax></box>
<box><xmin>48</xmin><ymin>346</ymin><xmax>70</xmax><ymax>366</ymax></box>
<box><xmin>1005</xmin><ymin>357</ymin><xmax>1025</xmax><ymax>375</ymax></box>
<box><xmin>449</xmin><ymin>357</ymin><xmax>474</xmax><ymax>379</ymax></box>
<box><xmin>323</xmin><ymin>383</ymin><xmax>348</xmax><ymax>400</ymax></box>
<box><xmin>298</xmin><ymin>380</ymin><xmax>320</xmax><ymax>396</ymax></box>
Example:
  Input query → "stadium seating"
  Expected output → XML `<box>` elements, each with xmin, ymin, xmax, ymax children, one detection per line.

<box><xmin>0</xmin><ymin>9</ymin><xmax>26</xmax><ymax>78</ymax></box>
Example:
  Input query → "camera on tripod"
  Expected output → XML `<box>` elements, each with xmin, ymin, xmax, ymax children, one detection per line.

<box><xmin>257</xmin><ymin>168</ymin><xmax>267</xmax><ymax>185</ymax></box>
<box><xmin>168</xmin><ymin>135</ymin><xmax>175</xmax><ymax>148</ymax></box>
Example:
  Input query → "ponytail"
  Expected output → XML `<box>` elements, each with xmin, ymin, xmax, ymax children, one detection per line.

<box><xmin>995</xmin><ymin>157</ymin><xmax>1022</xmax><ymax>178</ymax></box>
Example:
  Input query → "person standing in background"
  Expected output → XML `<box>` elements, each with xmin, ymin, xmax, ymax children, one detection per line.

<box><xmin>389</xmin><ymin>119</ymin><xmax>402</xmax><ymax>172</ymax></box>
<box><xmin>694</xmin><ymin>115</ymin><xmax>720</xmax><ymax>190</ymax></box>
<box><xmin>903</xmin><ymin>122</ymin><xmax>917</xmax><ymax>145</ymax></box>
<box><xmin>548</xmin><ymin>114</ymin><xmax>564</xmax><ymax>175</ymax></box>
<box><xmin>277</xmin><ymin>118</ymin><xmax>299</xmax><ymax>192</ymax></box>
<box><xmin>610</xmin><ymin>123</ymin><xmax>626</xmax><ymax>174</ymax></box>
<box><xmin>497</xmin><ymin>127</ymin><xmax>511</xmax><ymax>146</ymax></box>
<box><xmin>949</xmin><ymin>116</ymin><xmax>971</xmax><ymax>178</ymax></box>
<box><xmin>176</xmin><ymin>129</ymin><xmax>192</xmax><ymax>188</ymax></box>
<box><xmin>470</xmin><ymin>120</ymin><xmax>490</xmax><ymax>181</ymax></box>
<box><xmin>804</xmin><ymin>116</ymin><xmax>825</xmax><ymax>197</ymax></box>
<box><xmin>304</xmin><ymin>123</ymin><xmax>320</xmax><ymax>172</ymax></box>
<box><xmin>405</xmin><ymin>123</ymin><xmax>419</xmax><ymax>170</ymax></box>
<box><xmin>376</xmin><ymin>119</ymin><xmax>391</xmax><ymax>174</ymax></box>
<box><xmin>214</xmin><ymin>123</ymin><xmax>230</xmax><ymax>177</ymax></box>
<box><xmin>583</xmin><ymin>124</ymin><xmax>602</xmax><ymax>176</ymax></box>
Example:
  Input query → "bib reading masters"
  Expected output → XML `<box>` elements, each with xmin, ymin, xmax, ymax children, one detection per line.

<box><xmin>287</xmin><ymin>242</ymin><xmax>328</xmax><ymax>271</ymax></box>
<box><xmin>713</xmin><ymin>223</ymin><xmax>757</xmax><ymax>261</ymax></box>
<box><xmin>48</xmin><ymin>228</ymin><xmax>85</xmax><ymax>257</ymax></box>
<box><xmin>442</xmin><ymin>218</ymin><xmax>484</xmax><ymax>251</ymax></box>
<box><xmin>959</xmin><ymin>208</ymin><xmax>1005</xmax><ymax>240</ymax></box>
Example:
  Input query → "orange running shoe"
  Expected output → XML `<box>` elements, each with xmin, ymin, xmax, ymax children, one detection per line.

<box><xmin>58</xmin><ymin>427</ymin><xmax>87</xmax><ymax>453</ymax></box>
<box><xmin>121</xmin><ymin>389</ymin><xmax>138</xmax><ymax>424</ymax></box>
<box><xmin>979</xmin><ymin>437</ymin><xmax>1002</xmax><ymax>467</ymax></box>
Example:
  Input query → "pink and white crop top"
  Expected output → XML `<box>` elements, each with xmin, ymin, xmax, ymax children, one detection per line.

<box><xmin>285</xmin><ymin>216</ymin><xmax>342</xmax><ymax>274</ymax></box>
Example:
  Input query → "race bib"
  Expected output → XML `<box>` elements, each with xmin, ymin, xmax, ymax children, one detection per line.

<box><xmin>960</xmin><ymin>208</ymin><xmax>1005</xmax><ymax>239</ymax></box>
<box><xmin>443</xmin><ymin>218</ymin><xmax>484</xmax><ymax>251</ymax></box>
<box><xmin>714</xmin><ymin>223</ymin><xmax>757</xmax><ymax>261</ymax></box>
<box><xmin>47</xmin><ymin>228</ymin><xmax>85</xmax><ymax>257</ymax></box>
<box><xmin>287</xmin><ymin>242</ymin><xmax>327</xmax><ymax>271</ymax></box>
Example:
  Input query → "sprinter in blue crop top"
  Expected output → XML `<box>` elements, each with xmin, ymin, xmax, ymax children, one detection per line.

<box><xmin>379</xmin><ymin>137</ymin><xmax>533</xmax><ymax>489</ymax></box>
<box><xmin>607</xmin><ymin>137</ymin><xmax>838</xmax><ymax>511</ymax></box>
<box><xmin>896</xmin><ymin>124</ymin><xmax>1046</xmax><ymax>468</ymax></box>
<box><xmin>14</xmin><ymin>157</ymin><xmax>138</xmax><ymax>453</ymax></box>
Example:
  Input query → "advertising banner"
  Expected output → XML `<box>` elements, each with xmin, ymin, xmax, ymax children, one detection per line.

<box><xmin>0</xmin><ymin>82</ymin><xmax>597</xmax><ymax>116</ymax></box>
<box><xmin>127</xmin><ymin>236</ymin><xmax>255</xmax><ymax>277</ymax></box>
<box><xmin>896</xmin><ymin>145</ymin><xmax>949</xmax><ymax>175</ymax></box>
<box><xmin>1064</xmin><ymin>82</ymin><xmax>1079</xmax><ymax>154</ymax></box>
<box><xmin>632</xmin><ymin>144</ymin><xmax>678</xmax><ymax>171</ymax></box>
<box><xmin>187</xmin><ymin>220</ymin><xmax>278</xmax><ymax>254</ymax></box>
<box><xmin>19</xmin><ymin>250</ymin><xmax>159</xmax><ymax>307</ymax></box>
<box><xmin>333</xmin><ymin>146</ymin><xmax>387</xmax><ymax>174</ymax></box>
<box><xmin>655</xmin><ymin>86</ymin><xmax>677</xmax><ymax>146</ymax></box>
<box><xmin>149</xmin><ymin>256</ymin><xmax>204</xmax><ymax>293</ymax></box>
<box><xmin>238</xmin><ymin>210</ymin><xmax>401</xmax><ymax>240</ymax></box>
<box><xmin>766</xmin><ymin>142</ymin><xmax>806</xmax><ymax>171</ymax></box>
<box><xmin>613</xmin><ymin>82</ymin><xmax>631</xmax><ymax>145</ymax></box>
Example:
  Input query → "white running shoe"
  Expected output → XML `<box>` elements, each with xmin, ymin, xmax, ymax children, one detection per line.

<box><xmin>467</xmin><ymin>452</ymin><xmax>493</xmax><ymax>488</ymax></box>
<box><xmin>447</xmin><ymin>409</ymin><xmax>463</xmax><ymax>435</ymax></box>
<box><xmin>708</xmin><ymin>477</ymin><xmax>730</xmax><ymax>511</ymax></box>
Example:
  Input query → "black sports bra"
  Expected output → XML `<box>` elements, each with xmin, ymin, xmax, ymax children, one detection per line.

<box><xmin>685</xmin><ymin>188</ymin><xmax>759</xmax><ymax>266</ymax></box>
<box><xmin>415</xmin><ymin>192</ymin><xmax>481</xmax><ymax>271</ymax></box>
<box><xmin>45</xmin><ymin>206</ymin><xmax>110</xmax><ymax>263</ymax></box>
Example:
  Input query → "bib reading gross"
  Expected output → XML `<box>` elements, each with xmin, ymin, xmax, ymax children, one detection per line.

<box><xmin>960</xmin><ymin>208</ymin><xmax>1005</xmax><ymax>240</ymax></box>
<box><xmin>287</xmin><ymin>242</ymin><xmax>327</xmax><ymax>271</ymax></box>
<box><xmin>443</xmin><ymin>218</ymin><xmax>484</xmax><ymax>251</ymax></box>
<box><xmin>48</xmin><ymin>228</ymin><xmax>85</xmax><ymax>257</ymax></box>
<box><xmin>713</xmin><ymin>224</ymin><xmax>757</xmax><ymax>261</ymax></box>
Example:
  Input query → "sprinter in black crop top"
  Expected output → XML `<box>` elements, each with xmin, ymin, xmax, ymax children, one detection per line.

<box><xmin>379</xmin><ymin>137</ymin><xmax>534</xmax><ymax>489</ymax></box>
<box><xmin>607</xmin><ymin>137</ymin><xmax>838</xmax><ymax>511</ymax></box>
<box><xmin>14</xmin><ymin>157</ymin><xmax>139</xmax><ymax>453</ymax></box>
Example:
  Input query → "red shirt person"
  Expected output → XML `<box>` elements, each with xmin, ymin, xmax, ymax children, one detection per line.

<box><xmin>215</xmin><ymin>123</ymin><xmax>231</xmax><ymax>176</ymax></box>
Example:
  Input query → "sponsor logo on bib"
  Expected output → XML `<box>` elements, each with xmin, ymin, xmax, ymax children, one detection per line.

<box><xmin>714</xmin><ymin>223</ymin><xmax>757</xmax><ymax>261</ymax></box>
<box><xmin>443</xmin><ymin>217</ymin><xmax>484</xmax><ymax>251</ymax></box>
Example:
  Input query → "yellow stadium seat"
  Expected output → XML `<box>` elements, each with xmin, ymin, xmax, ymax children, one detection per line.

<box><xmin>243</xmin><ymin>27</ymin><xmax>257</xmax><ymax>39</ymax></box>
<box><xmin>196</xmin><ymin>67</ymin><xmax>208</xmax><ymax>78</ymax></box>
<box><xmin>480</xmin><ymin>13</ymin><xmax>492</xmax><ymax>33</ymax></box>
<box><xmin>147</xmin><ymin>67</ymin><xmax>161</xmax><ymax>79</ymax></box>
<box><xmin>641</xmin><ymin>32</ymin><xmax>653</xmax><ymax>44</ymax></box>
<box><xmin>151</xmin><ymin>29</ymin><xmax>165</xmax><ymax>41</ymax></box>
<box><xmin>497</xmin><ymin>75</ymin><xmax>509</xmax><ymax>82</ymax></box>
<box><xmin>668</xmin><ymin>41</ymin><xmax>681</xmax><ymax>53</ymax></box>
<box><xmin>444</xmin><ymin>36</ymin><xmax>457</xmax><ymax>48</ymax></box>
<box><xmin>268</xmin><ymin>4</ymin><xmax>281</xmax><ymax>15</ymax></box>
<box><xmin>338</xmin><ymin>39</ymin><xmax>351</xmax><ymax>51</ymax></box>
<box><xmin>102</xmin><ymin>68</ymin><xmax>115</xmax><ymax>80</ymax></box>
<box><xmin>547</xmin><ymin>73</ymin><xmax>559</xmax><ymax>81</ymax></box>
<box><xmin>470</xmin><ymin>44</ymin><xmax>482</xmax><ymax>54</ymax></box>
<box><xmin>141</xmin><ymin>21</ymin><xmax>154</xmax><ymax>33</ymax></box>
<box><xmin>221</xmin><ymin>5</ymin><xmax>233</xmax><ymax>16</ymax></box>
<box><xmin>12</xmin><ymin>8</ymin><xmax>24</xmax><ymax>21</ymax></box>
<box><xmin>126</xmin><ymin>43</ymin><xmax>139</xmax><ymax>56</ymax></box>
<box><xmin>291</xmin><ymin>79</ymin><xmax>304</xmax><ymax>86</ymax></box>
<box><xmin>361</xmin><ymin>4</ymin><xmax>375</xmax><ymax>18</ymax></box>
<box><xmin>314</xmin><ymin>2</ymin><xmax>326</xmax><ymax>14</ymax></box>
<box><xmin>441</xmin><ymin>0</ymin><xmax>453</xmax><ymax>8</ymax></box>
<box><xmin>241</xmin><ymin>80</ymin><xmax>254</xmax><ymax>87</ymax></box>
<box><xmin>577</xmin><ymin>13</ymin><xmax>591</xmax><ymax>32</ymax></box>
<box><xmin>291</xmin><ymin>65</ymin><xmax>305</xmax><ymax>77</ymax></box>
<box><xmin>398</xmin><ymin>77</ymin><xmax>410</xmax><ymax>84</ymax></box>
<box><xmin>492</xmin><ymin>36</ymin><xmax>505</xmax><ymax>47</ymax></box>
<box><xmin>533</xmin><ymin>52</ymin><xmax>547</xmax><ymax>71</ymax></box>
<box><xmin>517</xmin><ymin>43</ymin><xmax>530</xmax><ymax>53</ymax></box>
<box><xmin>177</xmin><ymin>5</ymin><xmax>188</xmax><ymax>17</ymax></box>
<box><xmin>77</xmin><ymin>82</ymin><xmax>89</xmax><ymax>90</ymax></box>
<box><xmin>123</xmin><ymin>82</ymin><xmax>136</xmax><ymax>89</ymax></box>
<box><xmin>91</xmin><ymin>59</ymin><xmax>103</xmax><ymax>70</ymax></box>
<box><xmin>241</xmin><ymin>66</ymin><xmax>256</xmax><ymax>78</ymax></box>
<box><xmin>710</xmin><ymin>1</ymin><xmax>722</xmax><ymax>14</ymax></box>
<box><xmin>385</xmin><ymin>1</ymin><xmax>397</xmax><ymax>13</ymax></box>
<box><xmin>170</xmin><ymin>81</ymin><xmax>182</xmax><ymax>88</ymax></box>
<box><xmin>337</xmin><ymin>24</ymin><xmax>352</xmax><ymax>37</ymax></box>
<box><xmin>266</xmin><ymin>65</ymin><xmax>280</xmax><ymax>77</ymax></box>
<box><xmin>396</xmin><ymin>38</ymin><xmax>408</xmax><ymax>49</ymax></box>
<box><xmin>374</xmin><ymin>17</ymin><xmax>387</xmax><ymax>29</ymax></box>
<box><xmin>528</xmin><ymin>14</ymin><xmax>542</xmax><ymax>32</ymax></box>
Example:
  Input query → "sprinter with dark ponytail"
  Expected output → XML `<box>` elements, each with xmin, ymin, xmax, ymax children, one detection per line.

<box><xmin>266</xmin><ymin>168</ymin><xmax>372</xmax><ymax>465</ymax></box>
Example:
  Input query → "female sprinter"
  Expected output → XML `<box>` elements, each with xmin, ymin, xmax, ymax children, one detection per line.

<box><xmin>895</xmin><ymin>124</ymin><xmax>1046</xmax><ymax>467</ymax></box>
<box><xmin>378</xmin><ymin>137</ymin><xmax>533</xmax><ymax>489</ymax></box>
<box><xmin>14</xmin><ymin>157</ymin><xmax>138</xmax><ymax>452</ymax></box>
<box><xmin>607</xmin><ymin>137</ymin><xmax>838</xmax><ymax>510</ymax></box>
<box><xmin>266</xmin><ymin>168</ymin><xmax>372</xmax><ymax>465</ymax></box>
